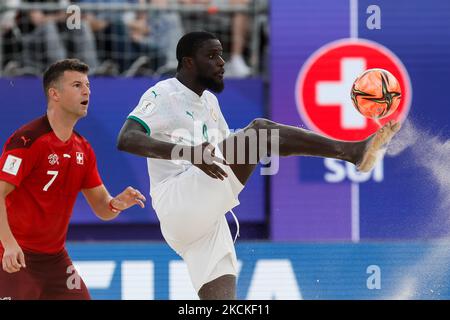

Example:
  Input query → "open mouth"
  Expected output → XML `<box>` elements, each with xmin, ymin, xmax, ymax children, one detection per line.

<box><xmin>81</xmin><ymin>100</ymin><xmax>89</xmax><ymax>106</ymax></box>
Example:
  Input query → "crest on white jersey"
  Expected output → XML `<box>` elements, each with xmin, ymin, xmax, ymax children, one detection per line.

<box><xmin>2</xmin><ymin>155</ymin><xmax>22</xmax><ymax>176</ymax></box>
<box><xmin>210</xmin><ymin>109</ymin><xmax>218</xmax><ymax>122</ymax></box>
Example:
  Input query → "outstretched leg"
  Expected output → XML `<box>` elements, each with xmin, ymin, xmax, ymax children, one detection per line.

<box><xmin>218</xmin><ymin>118</ymin><xmax>400</xmax><ymax>185</ymax></box>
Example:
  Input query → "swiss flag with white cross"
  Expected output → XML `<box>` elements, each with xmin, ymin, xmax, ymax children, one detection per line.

<box><xmin>296</xmin><ymin>39</ymin><xmax>411</xmax><ymax>141</ymax></box>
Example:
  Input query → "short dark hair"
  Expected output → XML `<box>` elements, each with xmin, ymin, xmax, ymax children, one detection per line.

<box><xmin>43</xmin><ymin>59</ymin><xmax>89</xmax><ymax>97</ymax></box>
<box><xmin>176</xmin><ymin>31</ymin><xmax>218</xmax><ymax>71</ymax></box>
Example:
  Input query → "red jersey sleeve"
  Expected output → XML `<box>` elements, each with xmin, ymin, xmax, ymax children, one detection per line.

<box><xmin>0</xmin><ymin>137</ymin><xmax>38</xmax><ymax>187</ymax></box>
<box><xmin>82</xmin><ymin>144</ymin><xmax>103</xmax><ymax>189</ymax></box>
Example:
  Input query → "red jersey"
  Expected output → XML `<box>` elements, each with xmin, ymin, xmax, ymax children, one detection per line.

<box><xmin>0</xmin><ymin>115</ymin><xmax>102</xmax><ymax>254</ymax></box>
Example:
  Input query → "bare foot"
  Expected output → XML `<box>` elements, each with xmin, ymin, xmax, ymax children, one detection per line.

<box><xmin>356</xmin><ymin>120</ymin><xmax>402</xmax><ymax>172</ymax></box>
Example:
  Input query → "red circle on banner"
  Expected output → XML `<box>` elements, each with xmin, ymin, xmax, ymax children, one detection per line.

<box><xmin>296</xmin><ymin>39</ymin><xmax>412</xmax><ymax>141</ymax></box>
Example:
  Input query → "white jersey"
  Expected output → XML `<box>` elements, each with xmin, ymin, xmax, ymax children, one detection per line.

<box><xmin>128</xmin><ymin>77</ymin><xmax>230</xmax><ymax>199</ymax></box>
<box><xmin>129</xmin><ymin>78</ymin><xmax>244</xmax><ymax>292</ymax></box>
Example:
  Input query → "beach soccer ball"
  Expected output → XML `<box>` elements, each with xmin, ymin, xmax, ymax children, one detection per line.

<box><xmin>350</xmin><ymin>68</ymin><xmax>402</xmax><ymax>119</ymax></box>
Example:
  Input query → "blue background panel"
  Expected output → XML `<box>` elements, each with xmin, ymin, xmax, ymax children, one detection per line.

<box><xmin>270</xmin><ymin>0</ymin><xmax>450</xmax><ymax>240</ymax></box>
<box><xmin>0</xmin><ymin>78</ymin><xmax>265</xmax><ymax>223</ymax></box>
<box><xmin>67</xmin><ymin>241</ymin><xmax>450</xmax><ymax>300</ymax></box>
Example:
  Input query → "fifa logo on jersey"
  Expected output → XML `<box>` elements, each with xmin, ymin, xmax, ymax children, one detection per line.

<box><xmin>76</xmin><ymin>152</ymin><xmax>84</xmax><ymax>165</ymax></box>
<box><xmin>48</xmin><ymin>154</ymin><xmax>59</xmax><ymax>165</ymax></box>
<box><xmin>2</xmin><ymin>155</ymin><xmax>22</xmax><ymax>176</ymax></box>
<box><xmin>9</xmin><ymin>159</ymin><xmax>17</xmax><ymax>170</ymax></box>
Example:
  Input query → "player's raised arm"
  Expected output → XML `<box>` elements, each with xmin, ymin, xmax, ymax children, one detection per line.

<box><xmin>82</xmin><ymin>184</ymin><xmax>146</xmax><ymax>221</ymax></box>
<box><xmin>0</xmin><ymin>181</ymin><xmax>26</xmax><ymax>273</ymax></box>
<box><xmin>117</xmin><ymin>119</ymin><xmax>228</xmax><ymax>180</ymax></box>
<box><xmin>117</xmin><ymin>118</ymin><xmax>188</xmax><ymax>160</ymax></box>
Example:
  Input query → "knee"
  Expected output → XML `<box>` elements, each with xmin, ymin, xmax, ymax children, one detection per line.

<box><xmin>247</xmin><ymin>118</ymin><xmax>274</xmax><ymax>131</ymax></box>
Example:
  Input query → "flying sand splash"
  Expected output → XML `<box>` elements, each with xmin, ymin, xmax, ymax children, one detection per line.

<box><xmin>385</xmin><ymin>119</ymin><xmax>450</xmax><ymax>299</ymax></box>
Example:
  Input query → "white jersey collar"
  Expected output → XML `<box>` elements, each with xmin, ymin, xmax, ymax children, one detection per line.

<box><xmin>173</xmin><ymin>77</ymin><xmax>206</xmax><ymax>102</ymax></box>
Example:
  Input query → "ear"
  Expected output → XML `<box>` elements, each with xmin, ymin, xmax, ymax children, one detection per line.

<box><xmin>48</xmin><ymin>87</ymin><xmax>60</xmax><ymax>102</ymax></box>
<box><xmin>182</xmin><ymin>57</ymin><xmax>195</xmax><ymax>70</ymax></box>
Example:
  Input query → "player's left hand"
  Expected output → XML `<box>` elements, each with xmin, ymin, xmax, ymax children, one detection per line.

<box><xmin>189</xmin><ymin>142</ymin><xmax>229</xmax><ymax>180</ymax></box>
<box><xmin>111</xmin><ymin>187</ymin><xmax>146</xmax><ymax>212</ymax></box>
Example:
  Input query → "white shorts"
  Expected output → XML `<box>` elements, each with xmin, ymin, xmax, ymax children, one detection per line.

<box><xmin>152</xmin><ymin>162</ymin><xmax>244</xmax><ymax>292</ymax></box>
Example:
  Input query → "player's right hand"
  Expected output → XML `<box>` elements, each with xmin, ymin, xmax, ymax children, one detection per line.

<box><xmin>190</xmin><ymin>142</ymin><xmax>229</xmax><ymax>180</ymax></box>
<box><xmin>2</xmin><ymin>241</ymin><xmax>26</xmax><ymax>273</ymax></box>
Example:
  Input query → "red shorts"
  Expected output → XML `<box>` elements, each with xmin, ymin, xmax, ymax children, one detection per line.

<box><xmin>0</xmin><ymin>249</ymin><xmax>90</xmax><ymax>300</ymax></box>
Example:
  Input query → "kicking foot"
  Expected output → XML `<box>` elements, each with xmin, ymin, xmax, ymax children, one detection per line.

<box><xmin>356</xmin><ymin>120</ymin><xmax>402</xmax><ymax>172</ymax></box>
